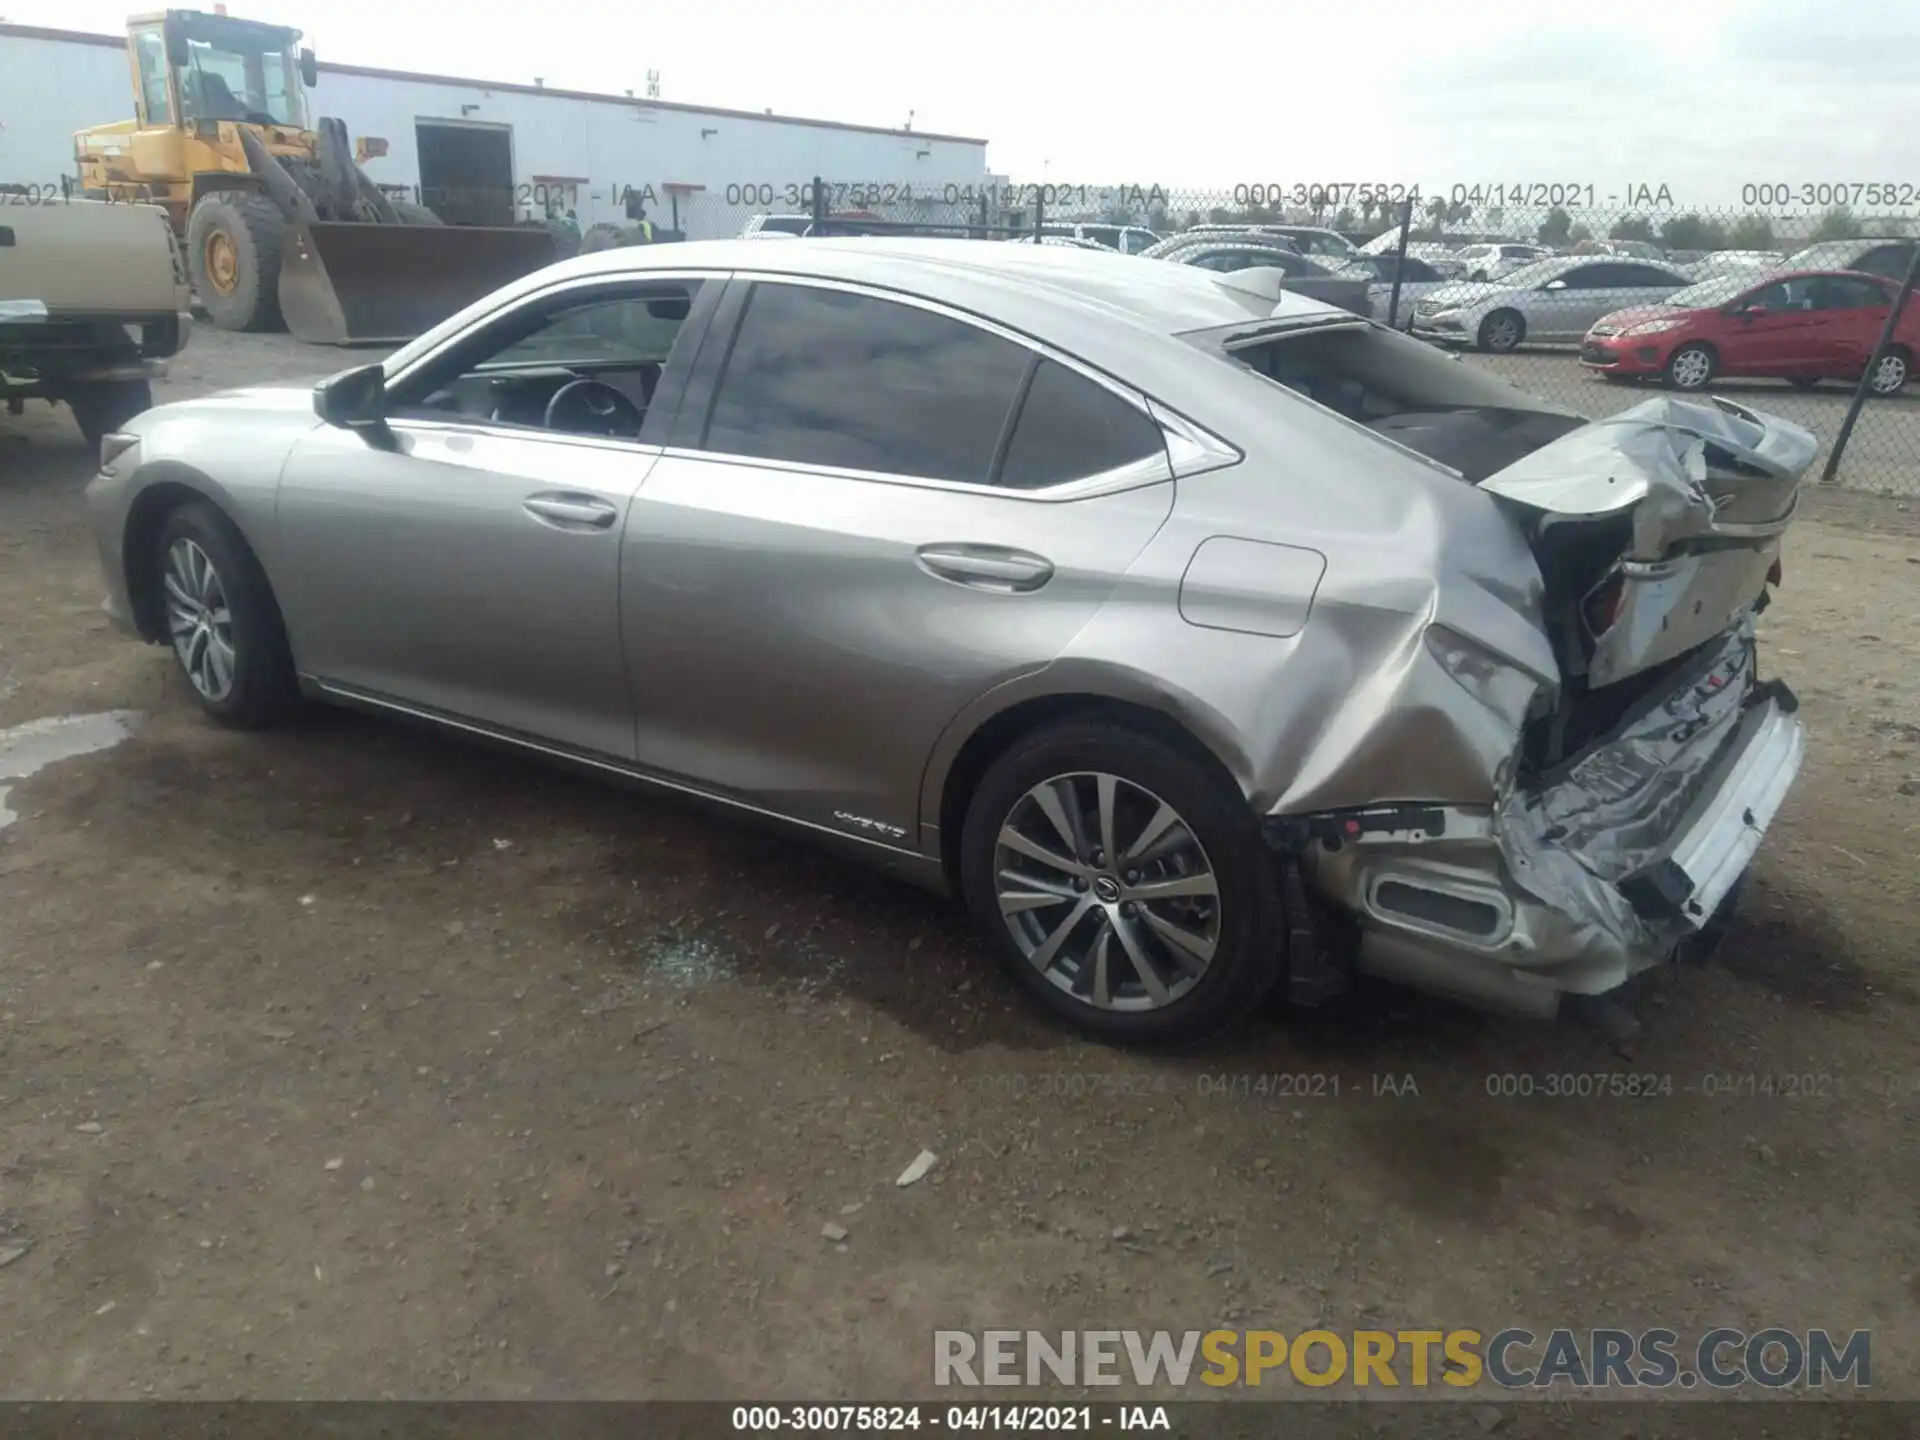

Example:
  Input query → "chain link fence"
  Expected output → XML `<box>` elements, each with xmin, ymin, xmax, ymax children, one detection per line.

<box><xmin>644</xmin><ymin>180</ymin><xmax>1920</xmax><ymax>495</ymax></box>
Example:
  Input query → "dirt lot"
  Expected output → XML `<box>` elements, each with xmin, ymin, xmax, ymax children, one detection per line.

<box><xmin>3</xmin><ymin>330</ymin><xmax>1920</xmax><ymax>1415</ymax></box>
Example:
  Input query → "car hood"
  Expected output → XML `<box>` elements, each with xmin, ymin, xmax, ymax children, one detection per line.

<box><xmin>1413</xmin><ymin>282</ymin><xmax>1511</xmax><ymax>309</ymax></box>
<box><xmin>146</xmin><ymin>385</ymin><xmax>322</xmax><ymax>419</ymax></box>
<box><xmin>121</xmin><ymin>383</ymin><xmax>324</xmax><ymax>458</ymax></box>
<box><xmin>1590</xmin><ymin>304</ymin><xmax>1684</xmax><ymax>332</ymax></box>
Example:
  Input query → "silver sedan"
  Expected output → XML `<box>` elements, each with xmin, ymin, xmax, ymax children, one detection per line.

<box><xmin>1410</xmin><ymin>256</ymin><xmax>1694</xmax><ymax>351</ymax></box>
<box><xmin>85</xmin><ymin>239</ymin><xmax>1808</xmax><ymax>1043</ymax></box>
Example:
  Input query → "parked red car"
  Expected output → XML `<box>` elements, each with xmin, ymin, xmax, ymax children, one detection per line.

<box><xmin>1580</xmin><ymin>268</ymin><xmax>1917</xmax><ymax>394</ymax></box>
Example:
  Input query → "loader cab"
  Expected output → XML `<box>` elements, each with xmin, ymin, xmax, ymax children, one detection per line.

<box><xmin>135</xmin><ymin>9</ymin><xmax>315</xmax><ymax>132</ymax></box>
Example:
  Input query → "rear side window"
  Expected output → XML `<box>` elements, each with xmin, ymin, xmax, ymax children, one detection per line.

<box><xmin>702</xmin><ymin>283</ymin><xmax>1030</xmax><ymax>483</ymax></box>
<box><xmin>1855</xmin><ymin>245</ymin><xmax>1913</xmax><ymax>281</ymax></box>
<box><xmin>997</xmin><ymin>359</ymin><xmax>1165</xmax><ymax>491</ymax></box>
<box><xmin>1616</xmin><ymin>264</ymin><xmax>1684</xmax><ymax>286</ymax></box>
<box><xmin>1818</xmin><ymin>275</ymin><xmax>1889</xmax><ymax>309</ymax></box>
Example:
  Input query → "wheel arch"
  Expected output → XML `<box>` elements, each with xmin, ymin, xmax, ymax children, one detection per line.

<box><xmin>121</xmin><ymin>462</ymin><xmax>269</xmax><ymax>642</ymax></box>
<box><xmin>923</xmin><ymin>668</ymin><xmax>1255</xmax><ymax>890</ymax></box>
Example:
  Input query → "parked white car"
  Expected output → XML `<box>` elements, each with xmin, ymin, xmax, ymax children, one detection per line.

<box><xmin>1451</xmin><ymin>242</ymin><xmax>1551</xmax><ymax>282</ymax></box>
<box><xmin>1410</xmin><ymin>255</ymin><xmax>1693</xmax><ymax>352</ymax></box>
<box><xmin>1334</xmin><ymin>255</ymin><xmax>1481</xmax><ymax>330</ymax></box>
<box><xmin>1035</xmin><ymin>222</ymin><xmax>1162</xmax><ymax>254</ymax></box>
<box><xmin>1680</xmin><ymin>250</ymin><xmax>1788</xmax><ymax>282</ymax></box>
<box><xmin>740</xmin><ymin>215</ymin><xmax>811</xmax><ymax>239</ymax></box>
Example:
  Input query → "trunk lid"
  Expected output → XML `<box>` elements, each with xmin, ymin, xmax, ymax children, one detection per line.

<box><xmin>1480</xmin><ymin>394</ymin><xmax>1815</xmax><ymax>690</ymax></box>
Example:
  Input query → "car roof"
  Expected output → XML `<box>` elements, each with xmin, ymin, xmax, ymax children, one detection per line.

<box><xmin>386</xmin><ymin>236</ymin><xmax>1346</xmax><ymax>374</ymax></box>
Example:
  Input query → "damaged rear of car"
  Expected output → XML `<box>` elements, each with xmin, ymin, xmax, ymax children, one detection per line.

<box><xmin>1183</xmin><ymin>313</ymin><xmax>1810</xmax><ymax>1018</ymax></box>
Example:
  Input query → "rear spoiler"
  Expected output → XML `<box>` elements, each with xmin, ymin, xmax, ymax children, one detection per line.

<box><xmin>1182</xmin><ymin>312</ymin><xmax>1369</xmax><ymax>354</ymax></box>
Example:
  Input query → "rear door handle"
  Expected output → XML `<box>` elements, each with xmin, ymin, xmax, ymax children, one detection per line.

<box><xmin>916</xmin><ymin>544</ymin><xmax>1054</xmax><ymax>593</ymax></box>
<box><xmin>524</xmin><ymin>493</ymin><xmax>618</xmax><ymax>530</ymax></box>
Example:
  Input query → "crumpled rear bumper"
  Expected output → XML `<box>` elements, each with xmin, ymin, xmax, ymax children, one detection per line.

<box><xmin>1304</xmin><ymin>626</ymin><xmax>1804</xmax><ymax>1014</ymax></box>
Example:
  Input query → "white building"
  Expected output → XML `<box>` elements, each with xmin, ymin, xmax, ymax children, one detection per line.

<box><xmin>0</xmin><ymin>21</ymin><xmax>991</xmax><ymax>237</ymax></box>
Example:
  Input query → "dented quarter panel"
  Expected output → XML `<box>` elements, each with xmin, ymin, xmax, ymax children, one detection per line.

<box><xmin>1017</xmin><ymin>386</ymin><xmax>1560</xmax><ymax>817</ymax></box>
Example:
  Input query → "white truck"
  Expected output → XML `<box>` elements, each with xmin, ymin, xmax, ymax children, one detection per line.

<box><xmin>1</xmin><ymin>194</ymin><xmax>192</xmax><ymax>444</ymax></box>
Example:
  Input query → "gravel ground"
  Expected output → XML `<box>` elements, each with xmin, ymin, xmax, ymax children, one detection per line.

<box><xmin>1</xmin><ymin>327</ymin><xmax>1919</xmax><ymax>1419</ymax></box>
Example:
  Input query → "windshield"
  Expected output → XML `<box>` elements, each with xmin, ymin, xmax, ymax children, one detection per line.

<box><xmin>1662</xmin><ymin>274</ymin><xmax>1756</xmax><ymax>308</ymax></box>
<box><xmin>1484</xmin><ymin>257</ymin><xmax>1576</xmax><ymax>289</ymax></box>
<box><xmin>1787</xmin><ymin>241</ymin><xmax>1863</xmax><ymax>269</ymax></box>
<box><xmin>174</xmin><ymin>23</ymin><xmax>304</xmax><ymax>126</ymax></box>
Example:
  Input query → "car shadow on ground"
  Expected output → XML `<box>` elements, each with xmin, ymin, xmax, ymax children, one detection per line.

<box><xmin>77</xmin><ymin>679</ymin><xmax>1873</xmax><ymax>1085</ymax></box>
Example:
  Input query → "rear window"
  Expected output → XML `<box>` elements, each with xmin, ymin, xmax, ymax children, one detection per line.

<box><xmin>1211</xmin><ymin>322</ymin><xmax>1583</xmax><ymax>481</ymax></box>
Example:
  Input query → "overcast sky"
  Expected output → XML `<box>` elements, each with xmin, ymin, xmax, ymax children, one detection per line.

<box><xmin>10</xmin><ymin>0</ymin><xmax>1918</xmax><ymax>209</ymax></box>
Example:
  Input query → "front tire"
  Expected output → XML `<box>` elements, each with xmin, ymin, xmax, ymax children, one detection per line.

<box><xmin>187</xmin><ymin>193</ymin><xmax>288</xmax><ymax>333</ymax></box>
<box><xmin>155</xmin><ymin>501</ymin><xmax>300</xmax><ymax>728</ymax></box>
<box><xmin>959</xmin><ymin>721</ymin><xmax>1286</xmax><ymax>1047</ymax></box>
<box><xmin>1664</xmin><ymin>342</ymin><xmax>1718</xmax><ymax>391</ymax></box>
<box><xmin>1477</xmin><ymin>309</ymin><xmax>1525</xmax><ymax>352</ymax></box>
<box><xmin>1868</xmin><ymin>347</ymin><xmax>1910</xmax><ymax>396</ymax></box>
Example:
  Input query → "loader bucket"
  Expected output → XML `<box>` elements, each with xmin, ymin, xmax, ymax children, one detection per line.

<box><xmin>278</xmin><ymin>220</ymin><xmax>562</xmax><ymax>345</ymax></box>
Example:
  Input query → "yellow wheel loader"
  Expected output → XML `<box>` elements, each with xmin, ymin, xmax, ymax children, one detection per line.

<box><xmin>74</xmin><ymin>9</ymin><xmax>562</xmax><ymax>344</ymax></box>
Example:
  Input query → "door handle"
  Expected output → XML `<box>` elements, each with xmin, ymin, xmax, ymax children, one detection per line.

<box><xmin>523</xmin><ymin>493</ymin><xmax>618</xmax><ymax>530</ymax></box>
<box><xmin>916</xmin><ymin>544</ymin><xmax>1054</xmax><ymax>593</ymax></box>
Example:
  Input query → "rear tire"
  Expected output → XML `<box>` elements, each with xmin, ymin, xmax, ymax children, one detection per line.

<box><xmin>959</xmin><ymin>720</ymin><xmax>1287</xmax><ymax>1048</ymax></box>
<box><xmin>1664</xmin><ymin>342</ymin><xmax>1718</xmax><ymax>391</ymax></box>
<box><xmin>1476</xmin><ymin>309</ymin><xmax>1525</xmax><ymax>352</ymax></box>
<box><xmin>187</xmin><ymin>193</ymin><xmax>288</xmax><ymax>333</ymax></box>
<box><xmin>65</xmin><ymin>378</ymin><xmax>152</xmax><ymax>446</ymax></box>
<box><xmin>154</xmin><ymin>501</ymin><xmax>300</xmax><ymax>729</ymax></box>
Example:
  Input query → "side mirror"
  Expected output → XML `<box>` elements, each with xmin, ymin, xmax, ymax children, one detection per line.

<box><xmin>299</xmin><ymin>48</ymin><xmax>318</xmax><ymax>87</ymax></box>
<box><xmin>1543</xmin><ymin>278</ymin><xmax>1567</xmax><ymax>291</ymax></box>
<box><xmin>314</xmin><ymin>363</ymin><xmax>391</xmax><ymax>440</ymax></box>
<box><xmin>1739</xmin><ymin>304</ymin><xmax>1769</xmax><ymax>318</ymax></box>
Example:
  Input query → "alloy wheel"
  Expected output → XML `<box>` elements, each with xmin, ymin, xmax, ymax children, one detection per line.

<box><xmin>1483</xmin><ymin>314</ymin><xmax>1520</xmax><ymax>351</ymax></box>
<box><xmin>164</xmin><ymin>537</ymin><xmax>237</xmax><ymax>702</ymax></box>
<box><xmin>1669</xmin><ymin>347</ymin><xmax>1713</xmax><ymax>390</ymax></box>
<box><xmin>992</xmin><ymin>772</ymin><xmax>1221</xmax><ymax>1012</ymax></box>
<box><xmin>1870</xmin><ymin>352</ymin><xmax>1908</xmax><ymax>395</ymax></box>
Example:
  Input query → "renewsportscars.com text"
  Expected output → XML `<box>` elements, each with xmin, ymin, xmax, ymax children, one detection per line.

<box><xmin>933</xmin><ymin>1328</ymin><xmax>1870</xmax><ymax>1391</ymax></box>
